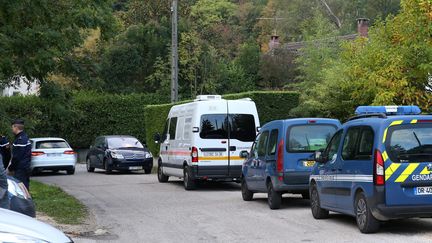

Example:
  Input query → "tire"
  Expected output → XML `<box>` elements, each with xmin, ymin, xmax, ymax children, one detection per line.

<box><xmin>104</xmin><ymin>160</ymin><xmax>112</xmax><ymax>174</ymax></box>
<box><xmin>157</xmin><ymin>163</ymin><xmax>169</xmax><ymax>182</ymax></box>
<box><xmin>301</xmin><ymin>192</ymin><xmax>310</xmax><ymax>199</ymax></box>
<box><xmin>241</xmin><ymin>179</ymin><xmax>254</xmax><ymax>201</ymax></box>
<box><xmin>144</xmin><ymin>168</ymin><xmax>152</xmax><ymax>174</ymax></box>
<box><xmin>183</xmin><ymin>166</ymin><xmax>196</xmax><ymax>190</ymax></box>
<box><xmin>86</xmin><ymin>159</ymin><xmax>95</xmax><ymax>173</ymax></box>
<box><xmin>310</xmin><ymin>184</ymin><xmax>329</xmax><ymax>219</ymax></box>
<box><xmin>355</xmin><ymin>192</ymin><xmax>380</xmax><ymax>233</ymax></box>
<box><xmin>67</xmin><ymin>168</ymin><xmax>75</xmax><ymax>175</ymax></box>
<box><xmin>267</xmin><ymin>181</ymin><xmax>282</xmax><ymax>210</ymax></box>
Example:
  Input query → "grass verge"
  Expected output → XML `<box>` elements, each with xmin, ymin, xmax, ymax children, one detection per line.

<box><xmin>30</xmin><ymin>180</ymin><xmax>87</xmax><ymax>225</ymax></box>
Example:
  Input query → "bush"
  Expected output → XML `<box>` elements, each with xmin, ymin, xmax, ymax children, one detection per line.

<box><xmin>145</xmin><ymin>91</ymin><xmax>299</xmax><ymax>155</ymax></box>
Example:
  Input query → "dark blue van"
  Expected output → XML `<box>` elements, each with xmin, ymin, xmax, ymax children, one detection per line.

<box><xmin>240</xmin><ymin>118</ymin><xmax>341</xmax><ymax>209</ymax></box>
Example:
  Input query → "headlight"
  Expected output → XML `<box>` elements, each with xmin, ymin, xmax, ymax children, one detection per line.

<box><xmin>110</xmin><ymin>152</ymin><xmax>124</xmax><ymax>159</ymax></box>
<box><xmin>7</xmin><ymin>179</ymin><xmax>31</xmax><ymax>199</ymax></box>
<box><xmin>145</xmin><ymin>152</ymin><xmax>153</xmax><ymax>159</ymax></box>
<box><xmin>0</xmin><ymin>232</ymin><xmax>49</xmax><ymax>243</ymax></box>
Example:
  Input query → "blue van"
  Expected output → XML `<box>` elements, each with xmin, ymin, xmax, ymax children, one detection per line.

<box><xmin>240</xmin><ymin>118</ymin><xmax>341</xmax><ymax>209</ymax></box>
<box><xmin>310</xmin><ymin>106</ymin><xmax>432</xmax><ymax>233</ymax></box>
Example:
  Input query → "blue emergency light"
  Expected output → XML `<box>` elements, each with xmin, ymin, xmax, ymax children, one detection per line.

<box><xmin>355</xmin><ymin>105</ymin><xmax>421</xmax><ymax>115</ymax></box>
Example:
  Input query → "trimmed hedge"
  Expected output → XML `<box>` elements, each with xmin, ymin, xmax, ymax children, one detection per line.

<box><xmin>144</xmin><ymin>91</ymin><xmax>299</xmax><ymax>155</ymax></box>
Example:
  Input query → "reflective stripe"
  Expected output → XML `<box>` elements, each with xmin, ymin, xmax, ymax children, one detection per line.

<box><xmin>411</xmin><ymin>119</ymin><xmax>418</xmax><ymax>124</ymax></box>
<box><xmin>310</xmin><ymin>174</ymin><xmax>373</xmax><ymax>182</ymax></box>
<box><xmin>420</xmin><ymin>166</ymin><xmax>430</xmax><ymax>175</ymax></box>
<box><xmin>390</xmin><ymin>120</ymin><xmax>403</xmax><ymax>126</ymax></box>
<box><xmin>382</xmin><ymin>128</ymin><xmax>388</xmax><ymax>143</ymax></box>
<box><xmin>383</xmin><ymin>120</ymin><xmax>404</xmax><ymax>143</ymax></box>
<box><xmin>395</xmin><ymin>163</ymin><xmax>419</xmax><ymax>183</ymax></box>
<box><xmin>385</xmin><ymin>163</ymin><xmax>400</xmax><ymax>181</ymax></box>
<box><xmin>200</xmin><ymin>156</ymin><xmax>243</xmax><ymax>161</ymax></box>
<box><xmin>382</xmin><ymin>151</ymin><xmax>389</xmax><ymax>161</ymax></box>
<box><xmin>0</xmin><ymin>143</ymin><xmax>9</xmax><ymax>147</ymax></box>
<box><xmin>12</xmin><ymin>142</ymin><xmax>31</xmax><ymax>147</ymax></box>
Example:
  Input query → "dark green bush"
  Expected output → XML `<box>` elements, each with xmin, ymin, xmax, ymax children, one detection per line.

<box><xmin>145</xmin><ymin>91</ymin><xmax>299</xmax><ymax>155</ymax></box>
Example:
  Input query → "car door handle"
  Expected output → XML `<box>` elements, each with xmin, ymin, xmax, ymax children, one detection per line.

<box><xmin>229</xmin><ymin>146</ymin><xmax>236</xmax><ymax>151</ymax></box>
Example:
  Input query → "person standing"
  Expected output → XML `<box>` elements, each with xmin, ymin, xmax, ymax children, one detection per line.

<box><xmin>0</xmin><ymin>154</ymin><xmax>9</xmax><ymax>209</ymax></box>
<box><xmin>0</xmin><ymin>135</ymin><xmax>11</xmax><ymax>169</ymax></box>
<box><xmin>8</xmin><ymin>119</ymin><xmax>32</xmax><ymax>190</ymax></box>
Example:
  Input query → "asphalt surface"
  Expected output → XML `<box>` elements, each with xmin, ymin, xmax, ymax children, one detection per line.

<box><xmin>34</xmin><ymin>164</ymin><xmax>432</xmax><ymax>243</ymax></box>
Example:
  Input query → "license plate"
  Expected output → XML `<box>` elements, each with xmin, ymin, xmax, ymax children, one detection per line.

<box><xmin>129</xmin><ymin>166</ymin><xmax>142</xmax><ymax>170</ymax></box>
<box><xmin>414</xmin><ymin>186</ymin><xmax>432</xmax><ymax>195</ymax></box>
<box><xmin>203</xmin><ymin>152</ymin><xmax>224</xmax><ymax>157</ymax></box>
<box><xmin>47</xmin><ymin>153</ymin><xmax>61</xmax><ymax>157</ymax></box>
<box><xmin>303</xmin><ymin>161</ymin><xmax>315</xmax><ymax>167</ymax></box>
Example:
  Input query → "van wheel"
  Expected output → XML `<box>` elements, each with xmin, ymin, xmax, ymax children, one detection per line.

<box><xmin>86</xmin><ymin>159</ymin><xmax>95</xmax><ymax>172</ymax></box>
<box><xmin>183</xmin><ymin>166</ymin><xmax>196</xmax><ymax>190</ymax></box>
<box><xmin>241</xmin><ymin>179</ymin><xmax>253</xmax><ymax>201</ymax></box>
<box><xmin>310</xmin><ymin>184</ymin><xmax>329</xmax><ymax>219</ymax></box>
<box><xmin>157</xmin><ymin>163</ymin><xmax>169</xmax><ymax>182</ymax></box>
<box><xmin>355</xmin><ymin>192</ymin><xmax>380</xmax><ymax>233</ymax></box>
<box><xmin>267</xmin><ymin>181</ymin><xmax>281</xmax><ymax>209</ymax></box>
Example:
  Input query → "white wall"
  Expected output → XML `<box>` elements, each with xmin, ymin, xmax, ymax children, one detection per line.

<box><xmin>1</xmin><ymin>77</ymin><xmax>39</xmax><ymax>96</ymax></box>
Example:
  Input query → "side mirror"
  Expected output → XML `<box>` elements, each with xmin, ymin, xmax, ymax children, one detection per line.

<box><xmin>240</xmin><ymin>150</ymin><xmax>249</xmax><ymax>159</ymax></box>
<box><xmin>314</xmin><ymin>150</ymin><xmax>327</xmax><ymax>164</ymax></box>
<box><xmin>154</xmin><ymin>133</ymin><xmax>161</xmax><ymax>144</ymax></box>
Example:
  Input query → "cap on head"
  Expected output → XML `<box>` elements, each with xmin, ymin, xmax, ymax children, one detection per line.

<box><xmin>11</xmin><ymin>119</ymin><xmax>25</xmax><ymax>126</ymax></box>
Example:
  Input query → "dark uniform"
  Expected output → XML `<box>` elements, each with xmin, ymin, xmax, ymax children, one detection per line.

<box><xmin>0</xmin><ymin>155</ymin><xmax>9</xmax><ymax>209</ymax></box>
<box><xmin>9</xmin><ymin>131</ymin><xmax>31</xmax><ymax>190</ymax></box>
<box><xmin>0</xmin><ymin>136</ymin><xmax>11</xmax><ymax>169</ymax></box>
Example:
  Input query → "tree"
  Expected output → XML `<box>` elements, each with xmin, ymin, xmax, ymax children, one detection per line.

<box><xmin>0</xmin><ymin>0</ymin><xmax>116</xmax><ymax>85</ymax></box>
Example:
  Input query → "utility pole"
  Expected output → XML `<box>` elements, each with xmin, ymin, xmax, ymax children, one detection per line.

<box><xmin>171</xmin><ymin>0</ymin><xmax>179</xmax><ymax>103</ymax></box>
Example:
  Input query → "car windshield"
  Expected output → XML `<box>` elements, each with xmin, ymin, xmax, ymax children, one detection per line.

<box><xmin>36</xmin><ymin>140</ymin><xmax>69</xmax><ymax>149</ymax></box>
<box><xmin>108</xmin><ymin>137</ymin><xmax>143</xmax><ymax>149</ymax></box>
<box><xmin>287</xmin><ymin>125</ymin><xmax>336</xmax><ymax>153</ymax></box>
<box><xmin>200</xmin><ymin>114</ymin><xmax>256</xmax><ymax>142</ymax></box>
<box><xmin>387</xmin><ymin>124</ymin><xmax>432</xmax><ymax>162</ymax></box>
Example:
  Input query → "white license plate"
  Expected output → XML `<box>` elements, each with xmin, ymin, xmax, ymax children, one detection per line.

<box><xmin>129</xmin><ymin>166</ymin><xmax>142</xmax><ymax>170</ymax></box>
<box><xmin>203</xmin><ymin>152</ymin><xmax>224</xmax><ymax>157</ymax></box>
<box><xmin>414</xmin><ymin>186</ymin><xmax>432</xmax><ymax>195</ymax></box>
<box><xmin>47</xmin><ymin>153</ymin><xmax>61</xmax><ymax>157</ymax></box>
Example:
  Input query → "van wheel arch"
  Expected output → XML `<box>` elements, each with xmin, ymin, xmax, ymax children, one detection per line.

<box><xmin>354</xmin><ymin>188</ymin><xmax>365</xmax><ymax>210</ymax></box>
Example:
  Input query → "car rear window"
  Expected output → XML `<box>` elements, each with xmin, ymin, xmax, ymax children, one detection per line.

<box><xmin>36</xmin><ymin>140</ymin><xmax>69</xmax><ymax>149</ymax></box>
<box><xmin>287</xmin><ymin>125</ymin><xmax>336</xmax><ymax>153</ymax></box>
<box><xmin>108</xmin><ymin>137</ymin><xmax>143</xmax><ymax>149</ymax></box>
<box><xmin>200</xmin><ymin>114</ymin><xmax>256</xmax><ymax>142</ymax></box>
<box><xmin>387</xmin><ymin>124</ymin><xmax>432</xmax><ymax>162</ymax></box>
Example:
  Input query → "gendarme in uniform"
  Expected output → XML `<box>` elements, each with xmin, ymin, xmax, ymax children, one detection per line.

<box><xmin>9</xmin><ymin>120</ymin><xmax>31</xmax><ymax>190</ymax></box>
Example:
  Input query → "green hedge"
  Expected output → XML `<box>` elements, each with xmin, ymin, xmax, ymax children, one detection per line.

<box><xmin>144</xmin><ymin>91</ymin><xmax>299</xmax><ymax>155</ymax></box>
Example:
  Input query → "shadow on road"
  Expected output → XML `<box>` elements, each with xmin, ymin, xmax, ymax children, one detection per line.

<box><xmin>169</xmin><ymin>180</ymin><xmax>241</xmax><ymax>191</ymax></box>
<box><xmin>252</xmin><ymin>195</ymin><xmax>311</xmax><ymax>209</ymax></box>
<box><xmin>32</xmin><ymin>169</ymin><xmax>148</xmax><ymax>177</ymax></box>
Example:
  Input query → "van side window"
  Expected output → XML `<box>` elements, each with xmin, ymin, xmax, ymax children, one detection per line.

<box><xmin>200</xmin><ymin>114</ymin><xmax>228</xmax><ymax>139</ymax></box>
<box><xmin>357</xmin><ymin>128</ymin><xmax>374</xmax><ymax>160</ymax></box>
<box><xmin>267</xmin><ymin>129</ymin><xmax>279</xmax><ymax>156</ymax></box>
<box><xmin>342</xmin><ymin>127</ymin><xmax>361</xmax><ymax>160</ymax></box>
<box><xmin>176</xmin><ymin>117</ymin><xmax>184</xmax><ymax>140</ymax></box>
<box><xmin>342</xmin><ymin>126</ymin><xmax>374</xmax><ymax>160</ymax></box>
<box><xmin>250</xmin><ymin>133</ymin><xmax>260</xmax><ymax>157</ymax></box>
<box><xmin>257</xmin><ymin>131</ymin><xmax>269</xmax><ymax>157</ymax></box>
<box><xmin>183</xmin><ymin>117</ymin><xmax>192</xmax><ymax>140</ymax></box>
<box><xmin>162</xmin><ymin>119</ymin><xmax>169</xmax><ymax>141</ymax></box>
<box><xmin>324</xmin><ymin>130</ymin><xmax>343</xmax><ymax>162</ymax></box>
<box><xmin>169</xmin><ymin>117</ymin><xmax>178</xmax><ymax>140</ymax></box>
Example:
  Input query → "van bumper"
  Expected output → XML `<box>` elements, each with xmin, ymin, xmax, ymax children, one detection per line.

<box><xmin>191</xmin><ymin>165</ymin><xmax>242</xmax><ymax>181</ymax></box>
<box><xmin>369</xmin><ymin>186</ymin><xmax>432</xmax><ymax>220</ymax></box>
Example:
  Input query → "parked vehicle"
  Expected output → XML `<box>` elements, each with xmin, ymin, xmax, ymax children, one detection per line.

<box><xmin>155</xmin><ymin>95</ymin><xmax>260</xmax><ymax>190</ymax></box>
<box><xmin>0</xmin><ymin>208</ymin><xmax>72</xmax><ymax>243</ymax></box>
<box><xmin>86</xmin><ymin>135</ymin><xmax>153</xmax><ymax>174</ymax></box>
<box><xmin>7</xmin><ymin>176</ymin><xmax>35</xmax><ymax>217</ymax></box>
<box><xmin>30</xmin><ymin>137</ymin><xmax>77</xmax><ymax>175</ymax></box>
<box><xmin>310</xmin><ymin>105</ymin><xmax>432</xmax><ymax>233</ymax></box>
<box><xmin>241</xmin><ymin>118</ymin><xmax>340</xmax><ymax>209</ymax></box>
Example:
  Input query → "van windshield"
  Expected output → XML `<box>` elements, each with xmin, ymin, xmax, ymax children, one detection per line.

<box><xmin>387</xmin><ymin>124</ymin><xmax>432</xmax><ymax>162</ymax></box>
<box><xmin>287</xmin><ymin>125</ymin><xmax>336</xmax><ymax>153</ymax></box>
<box><xmin>200</xmin><ymin>114</ymin><xmax>256</xmax><ymax>142</ymax></box>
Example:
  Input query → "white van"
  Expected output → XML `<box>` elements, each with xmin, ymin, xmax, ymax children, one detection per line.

<box><xmin>155</xmin><ymin>95</ymin><xmax>260</xmax><ymax>190</ymax></box>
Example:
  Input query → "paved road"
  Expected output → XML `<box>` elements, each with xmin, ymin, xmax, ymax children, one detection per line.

<box><xmin>34</xmin><ymin>164</ymin><xmax>432</xmax><ymax>243</ymax></box>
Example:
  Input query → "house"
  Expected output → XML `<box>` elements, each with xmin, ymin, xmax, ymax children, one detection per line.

<box><xmin>1</xmin><ymin>76</ymin><xmax>40</xmax><ymax>97</ymax></box>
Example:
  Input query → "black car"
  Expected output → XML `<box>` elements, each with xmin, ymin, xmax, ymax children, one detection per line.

<box><xmin>86</xmin><ymin>135</ymin><xmax>153</xmax><ymax>174</ymax></box>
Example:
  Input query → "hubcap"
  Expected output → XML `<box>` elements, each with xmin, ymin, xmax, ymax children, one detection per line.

<box><xmin>357</xmin><ymin>198</ymin><xmax>367</xmax><ymax>227</ymax></box>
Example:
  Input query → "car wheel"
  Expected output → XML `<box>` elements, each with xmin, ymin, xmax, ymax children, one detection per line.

<box><xmin>104</xmin><ymin>160</ymin><xmax>112</xmax><ymax>174</ymax></box>
<box><xmin>267</xmin><ymin>181</ymin><xmax>281</xmax><ymax>210</ymax></box>
<box><xmin>355</xmin><ymin>192</ymin><xmax>380</xmax><ymax>233</ymax></box>
<box><xmin>301</xmin><ymin>191</ymin><xmax>310</xmax><ymax>199</ymax></box>
<box><xmin>86</xmin><ymin>159</ymin><xmax>95</xmax><ymax>172</ymax></box>
<box><xmin>310</xmin><ymin>183</ymin><xmax>329</xmax><ymax>219</ymax></box>
<box><xmin>183</xmin><ymin>166</ymin><xmax>196</xmax><ymax>190</ymax></box>
<box><xmin>144</xmin><ymin>168</ymin><xmax>152</xmax><ymax>174</ymax></box>
<box><xmin>157</xmin><ymin>163</ymin><xmax>169</xmax><ymax>182</ymax></box>
<box><xmin>241</xmin><ymin>179</ymin><xmax>253</xmax><ymax>201</ymax></box>
<box><xmin>67</xmin><ymin>168</ymin><xmax>75</xmax><ymax>175</ymax></box>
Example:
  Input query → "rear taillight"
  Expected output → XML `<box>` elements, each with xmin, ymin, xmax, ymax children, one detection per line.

<box><xmin>191</xmin><ymin>147</ymin><xmax>198</xmax><ymax>164</ymax></box>
<box><xmin>276</xmin><ymin>139</ymin><xmax>284</xmax><ymax>181</ymax></box>
<box><xmin>64</xmin><ymin>150</ymin><xmax>76</xmax><ymax>155</ymax></box>
<box><xmin>31</xmin><ymin>151</ymin><xmax>45</xmax><ymax>156</ymax></box>
<box><xmin>374</xmin><ymin>149</ymin><xmax>385</xmax><ymax>185</ymax></box>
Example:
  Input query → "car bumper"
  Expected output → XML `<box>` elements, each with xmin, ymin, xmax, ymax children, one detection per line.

<box><xmin>190</xmin><ymin>165</ymin><xmax>242</xmax><ymax>181</ymax></box>
<box><xmin>272</xmin><ymin>171</ymin><xmax>310</xmax><ymax>192</ymax></box>
<box><xmin>31</xmin><ymin>157</ymin><xmax>76</xmax><ymax>170</ymax></box>
<box><xmin>369</xmin><ymin>186</ymin><xmax>432</xmax><ymax>220</ymax></box>
<box><xmin>32</xmin><ymin>165</ymin><xmax>75</xmax><ymax>172</ymax></box>
<box><xmin>9</xmin><ymin>196</ymin><xmax>36</xmax><ymax>218</ymax></box>
<box><xmin>112</xmin><ymin>158</ymin><xmax>153</xmax><ymax>170</ymax></box>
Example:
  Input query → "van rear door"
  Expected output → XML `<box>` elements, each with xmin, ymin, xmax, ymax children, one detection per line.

<box><xmin>384</xmin><ymin>120</ymin><xmax>432</xmax><ymax>206</ymax></box>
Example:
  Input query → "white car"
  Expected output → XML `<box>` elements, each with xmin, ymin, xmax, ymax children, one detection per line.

<box><xmin>0</xmin><ymin>208</ymin><xmax>72</xmax><ymax>243</ymax></box>
<box><xmin>30</xmin><ymin>138</ymin><xmax>77</xmax><ymax>175</ymax></box>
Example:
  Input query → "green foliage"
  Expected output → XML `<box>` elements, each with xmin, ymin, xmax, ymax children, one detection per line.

<box><xmin>144</xmin><ymin>91</ymin><xmax>299</xmax><ymax>155</ymax></box>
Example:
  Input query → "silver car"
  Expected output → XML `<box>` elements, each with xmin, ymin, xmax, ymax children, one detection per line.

<box><xmin>30</xmin><ymin>138</ymin><xmax>77</xmax><ymax>175</ymax></box>
<box><xmin>0</xmin><ymin>208</ymin><xmax>72</xmax><ymax>242</ymax></box>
